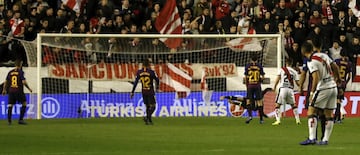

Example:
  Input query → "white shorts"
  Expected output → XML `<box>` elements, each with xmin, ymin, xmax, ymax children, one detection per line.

<box><xmin>275</xmin><ymin>87</ymin><xmax>295</xmax><ymax>105</ymax></box>
<box><xmin>312</xmin><ymin>87</ymin><xmax>337</xmax><ymax>109</ymax></box>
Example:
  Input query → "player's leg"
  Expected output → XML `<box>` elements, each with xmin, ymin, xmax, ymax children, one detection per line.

<box><xmin>7</xmin><ymin>104</ymin><xmax>13</xmax><ymax>125</ymax></box>
<box><xmin>7</xmin><ymin>93</ymin><xmax>16</xmax><ymax>125</ymax></box>
<box><xmin>146</xmin><ymin>95</ymin><xmax>157</xmax><ymax>125</ymax></box>
<box><xmin>255</xmin><ymin>87</ymin><xmax>265</xmax><ymax>124</ymax></box>
<box><xmin>18</xmin><ymin>93</ymin><xmax>27</xmax><ymax>125</ymax></box>
<box><xmin>245</xmin><ymin>88</ymin><xmax>254</xmax><ymax>124</ymax></box>
<box><xmin>272</xmin><ymin>88</ymin><xmax>283</xmax><ymax>125</ymax></box>
<box><xmin>300</xmin><ymin>91</ymin><xmax>321</xmax><ymax>145</ymax></box>
<box><xmin>319</xmin><ymin>88</ymin><xmax>337</xmax><ymax>145</ymax></box>
<box><xmin>142</xmin><ymin>95</ymin><xmax>150</xmax><ymax>124</ymax></box>
<box><xmin>317</xmin><ymin>110</ymin><xmax>326</xmax><ymax>140</ymax></box>
<box><xmin>288</xmin><ymin>90</ymin><xmax>300</xmax><ymax>124</ymax></box>
<box><xmin>272</xmin><ymin>103</ymin><xmax>281</xmax><ymax>125</ymax></box>
<box><xmin>291</xmin><ymin>104</ymin><xmax>300</xmax><ymax>124</ymax></box>
<box><xmin>334</xmin><ymin>88</ymin><xmax>343</xmax><ymax>123</ymax></box>
<box><xmin>299</xmin><ymin>106</ymin><xmax>318</xmax><ymax>145</ymax></box>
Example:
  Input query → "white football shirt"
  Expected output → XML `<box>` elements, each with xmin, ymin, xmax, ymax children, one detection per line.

<box><xmin>277</xmin><ymin>67</ymin><xmax>299</xmax><ymax>89</ymax></box>
<box><xmin>307</xmin><ymin>52</ymin><xmax>337</xmax><ymax>90</ymax></box>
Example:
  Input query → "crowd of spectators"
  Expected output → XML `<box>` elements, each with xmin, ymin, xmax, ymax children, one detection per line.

<box><xmin>0</xmin><ymin>0</ymin><xmax>359</xmax><ymax>67</ymax></box>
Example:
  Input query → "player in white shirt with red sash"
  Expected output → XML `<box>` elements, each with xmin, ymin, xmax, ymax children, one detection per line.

<box><xmin>272</xmin><ymin>58</ymin><xmax>301</xmax><ymax>125</ymax></box>
<box><xmin>299</xmin><ymin>42</ymin><xmax>340</xmax><ymax>145</ymax></box>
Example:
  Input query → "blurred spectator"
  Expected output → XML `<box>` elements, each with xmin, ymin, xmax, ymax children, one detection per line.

<box><xmin>10</xmin><ymin>11</ymin><xmax>25</xmax><ymax>38</ymax></box>
<box><xmin>60</xmin><ymin>20</ymin><xmax>74</xmax><ymax>33</ymax></box>
<box><xmin>349</xmin><ymin>36</ymin><xmax>360</xmax><ymax>63</ymax></box>
<box><xmin>307</xmin><ymin>26</ymin><xmax>322</xmax><ymax>44</ymax></box>
<box><xmin>239</xmin><ymin>0</ymin><xmax>251</xmax><ymax>18</ymax></box>
<box><xmin>42</xmin><ymin>7</ymin><xmax>55</xmax><ymax>32</ymax></box>
<box><xmin>178</xmin><ymin>0</ymin><xmax>194</xmax><ymax>17</ymax></box>
<box><xmin>310</xmin><ymin>0</ymin><xmax>322</xmax><ymax>13</ymax></box>
<box><xmin>24</xmin><ymin>18</ymin><xmax>36</xmax><ymax>41</ymax></box>
<box><xmin>99</xmin><ymin>0</ymin><xmax>115</xmax><ymax>19</ymax></box>
<box><xmin>253</xmin><ymin>0</ymin><xmax>268</xmax><ymax>20</ymax></box>
<box><xmin>212</xmin><ymin>0</ymin><xmax>230</xmax><ymax>20</ymax></box>
<box><xmin>346</xmin><ymin>8</ymin><xmax>357</xmax><ymax>41</ymax></box>
<box><xmin>31</xmin><ymin>0</ymin><xmax>49</xmax><ymax>8</ymax></box>
<box><xmin>274</xmin><ymin>0</ymin><xmax>293</xmax><ymax>22</ymax></box>
<box><xmin>258</xmin><ymin>23</ymin><xmax>273</xmax><ymax>34</ymax></box>
<box><xmin>292</xmin><ymin>20</ymin><xmax>307</xmax><ymax>44</ymax></box>
<box><xmin>276</xmin><ymin>22</ymin><xmax>285</xmax><ymax>34</ymax></box>
<box><xmin>0</xmin><ymin>4</ymin><xmax>6</xmax><ymax>19</ymax></box>
<box><xmin>221</xmin><ymin>10</ymin><xmax>238</xmax><ymax>32</ymax></box>
<box><xmin>297</xmin><ymin>11</ymin><xmax>308</xmax><ymax>28</ymax></box>
<box><xmin>238</xmin><ymin>16</ymin><xmax>251</xmax><ymax>34</ymax></box>
<box><xmin>329</xmin><ymin>40</ymin><xmax>342</xmax><ymax>59</ymax></box>
<box><xmin>286</xmin><ymin>42</ymin><xmax>303</xmax><ymax>67</ymax></box>
<box><xmin>196</xmin><ymin>7</ymin><xmax>213</xmax><ymax>33</ymax></box>
<box><xmin>74</xmin><ymin>22</ymin><xmax>87</xmax><ymax>33</ymax></box>
<box><xmin>308</xmin><ymin>10</ymin><xmax>322</xmax><ymax>28</ymax></box>
<box><xmin>294</xmin><ymin>1</ymin><xmax>309</xmax><ymax>17</ymax></box>
<box><xmin>15</xmin><ymin>0</ymin><xmax>31</xmax><ymax>19</ymax></box>
<box><xmin>284</xmin><ymin>29</ymin><xmax>294</xmax><ymax>51</ymax></box>
<box><xmin>338</xmin><ymin>34</ymin><xmax>349</xmax><ymax>52</ymax></box>
<box><xmin>54</xmin><ymin>9</ymin><xmax>67</xmax><ymax>32</ymax></box>
<box><xmin>113</xmin><ymin>15</ymin><xmax>125</xmax><ymax>32</ymax></box>
<box><xmin>213</xmin><ymin>20</ymin><xmax>226</xmax><ymax>34</ymax></box>
<box><xmin>194</xmin><ymin>0</ymin><xmax>210</xmax><ymax>17</ymax></box>
<box><xmin>321</xmin><ymin>0</ymin><xmax>334</xmax><ymax>22</ymax></box>
<box><xmin>319</xmin><ymin>17</ymin><xmax>334</xmax><ymax>49</ymax></box>
<box><xmin>334</xmin><ymin>10</ymin><xmax>347</xmax><ymax>37</ymax></box>
<box><xmin>354</xmin><ymin>20</ymin><xmax>360</xmax><ymax>37</ymax></box>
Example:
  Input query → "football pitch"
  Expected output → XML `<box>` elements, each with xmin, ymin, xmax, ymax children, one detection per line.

<box><xmin>0</xmin><ymin>117</ymin><xmax>359</xmax><ymax>155</ymax></box>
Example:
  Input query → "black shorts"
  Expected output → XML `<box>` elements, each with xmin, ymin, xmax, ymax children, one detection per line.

<box><xmin>247</xmin><ymin>87</ymin><xmax>262</xmax><ymax>100</ymax></box>
<box><xmin>142</xmin><ymin>94</ymin><xmax>156</xmax><ymax>105</ymax></box>
<box><xmin>8</xmin><ymin>92</ymin><xmax>26</xmax><ymax>105</ymax></box>
<box><xmin>337</xmin><ymin>87</ymin><xmax>345</xmax><ymax>100</ymax></box>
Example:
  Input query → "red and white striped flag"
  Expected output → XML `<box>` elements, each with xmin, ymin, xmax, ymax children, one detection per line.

<box><xmin>160</xmin><ymin>63</ymin><xmax>192</xmax><ymax>98</ymax></box>
<box><xmin>155</xmin><ymin>0</ymin><xmax>182</xmax><ymax>49</ymax></box>
<box><xmin>62</xmin><ymin>0</ymin><xmax>85</xmax><ymax>13</ymax></box>
<box><xmin>226</xmin><ymin>28</ymin><xmax>262</xmax><ymax>52</ymax></box>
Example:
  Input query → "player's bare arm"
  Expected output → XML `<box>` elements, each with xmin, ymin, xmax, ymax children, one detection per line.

<box><xmin>299</xmin><ymin>70</ymin><xmax>307</xmax><ymax>94</ymax></box>
<box><xmin>2</xmin><ymin>80</ymin><xmax>7</xmax><ymax>95</ymax></box>
<box><xmin>309</xmin><ymin>70</ymin><xmax>320</xmax><ymax>102</ymax></box>
<box><xmin>273</xmin><ymin>75</ymin><xmax>281</xmax><ymax>91</ymax></box>
<box><xmin>295</xmin><ymin>80</ymin><xmax>300</xmax><ymax>87</ymax></box>
<box><xmin>23</xmin><ymin>80</ymin><xmax>32</xmax><ymax>93</ymax></box>
<box><xmin>330</xmin><ymin>62</ymin><xmax>341</xmax><ymax>83</ymax></box>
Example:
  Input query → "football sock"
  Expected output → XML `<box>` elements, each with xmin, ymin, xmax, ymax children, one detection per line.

<box><xmin>258</xmin><ymin>106</ymin><xmax>264</xmax><ymax>121</ymax></box>
<box><xmin>323</xmin><ymin>118</ymin><xmax>334</xmax><ymax>142</ymax></box>
<box><xmin>7</xmin><ymin>106</ymin><xmax>13</xmax><ymax>123</ymax></box>
<box><xmin>335</xmin><ymin>103</ymin><xmax>341</xmax><ymax>121</ymax></box>
<box><xmin>274</xmin><ymin>108</ymin><xmax>281</xmax><ymax>122</ymax></box>
<box><xmin>320</xmin><ymin>115</ymin><xmax>326</xmax><ymax>140</ymax></box>
<box><xmin>146</xmin><ymin>106</ymin><xmax>151</xmax><ymax>122</ymax></box>
<box><xmin>308</xmin><ymin>116</ymin><xmax>317</xmax><ymax>140</ymax></box>
<box><xmin>247</xmin><ymin>104</ymin><xmax>252</xmax><ymax>118</ymax></box>
<box><xmin>147</xmin><ymin>105</ymin><xmax>156</xmax><ymax>122</ymax></box>
<box><xmin>293</xmin><ymin>108</ymin><xmax>300</xmax><ymax>122</ymax></box>
<box><xmin>19</xmin><ymin>105</ymin><xmax>26</xmax><ymax>120</ymax></box>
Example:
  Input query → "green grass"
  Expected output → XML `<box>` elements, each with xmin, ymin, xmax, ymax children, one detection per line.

<box><xmin>0</xmin><ymin>117</ymin><xmax>359</xmax><ymax>155</ymax></box>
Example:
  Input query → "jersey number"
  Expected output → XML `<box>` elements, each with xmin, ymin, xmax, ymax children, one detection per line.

<box><xmin>283</xmin><ymin>74</ymin><xmax>293</xmax><ymax>83</ymax></box>
<box><xmin>248</xmin><ymin>70</ymin><xmax>260</xmax><ymax>83</ymax></box>
<box><xmin>11</xmin><ymin>76</ymin><xmax>18</xmax><ymax>88</ymax></box>
<box><xmin>140</xmin><ymin>77</ymin><xmax>150</xmax><ymax>89</ymax></box>
<box><xmin>339</xmin><ymin>65</ymin><xmax>347</xmax><ymax>79</ymax></box>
